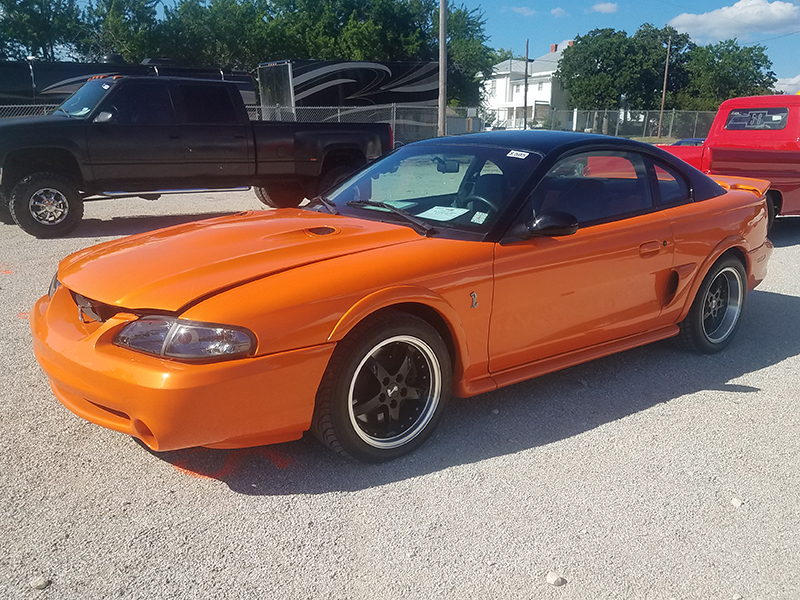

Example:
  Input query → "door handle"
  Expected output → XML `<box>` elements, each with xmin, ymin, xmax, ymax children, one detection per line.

<box><xmin>639</xmin><ymin>241</ymin><xmax>662</xmax><ymax>257</ymax></box>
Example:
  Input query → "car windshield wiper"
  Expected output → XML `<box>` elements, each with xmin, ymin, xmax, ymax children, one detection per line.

<box><xmin>346</xmin><ymin>200</ymin><xmax>437</xmax><ymax>236</ymax></box>
<box><xmin>308</xmin><ymin>195</ymin><xmax>339</xmax><ymax>215</ymax></box>
<box><xmin>54</xmin><ymin>107</ymin><xmax>73</xmax><ymax>119</ymax></box>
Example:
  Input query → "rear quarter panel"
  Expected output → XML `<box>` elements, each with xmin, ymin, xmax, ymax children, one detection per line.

<box><xmin>662</xmin><ymin>179</ymin><xmax>769</xmax><ymax>323</ymax></box>
<box><xmin>660</xmin><ymin>144</ymin><xmax>703</xmax><ymax>169</ymax></box>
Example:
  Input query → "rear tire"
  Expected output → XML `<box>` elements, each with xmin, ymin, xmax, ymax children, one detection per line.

<box><xmin>678</xmin><ymin>256</ymin><xmax>746</xmax><ymax>354</ymax></box>
<box><xmin>10</xmin><ymin>173</ymin><xmax>83</xmax><ymax>238</ymax></box>
<box><xmin>311</xmin><ymin>311</ymin><xmax>451</xmax><ymax>463</ymax></box>
<box><xmin>318</xmin><ymin>165</ymin><xmax>357</xmax><ymax>195</ymax></box>
<box><xmin>254</xmin><ymin>183</ymin><xmax>305</xmax><ymax>208</ymax></box>
<box><xmin>0</xmin><ymin>192</ymin><xmax>13</xmax><ymax>224</ymax></box>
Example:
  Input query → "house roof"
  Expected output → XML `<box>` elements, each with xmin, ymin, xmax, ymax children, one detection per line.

<box><xmin>492</xmin><ymin>41</ymin><xmax>572</xmax><ymax>78</ymax></box>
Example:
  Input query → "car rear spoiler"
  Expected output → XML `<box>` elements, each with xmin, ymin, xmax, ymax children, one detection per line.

<box><xmin>710</xmin><ymin>175</ymin><xmax>771</xmax><ymax>198</ymax></box>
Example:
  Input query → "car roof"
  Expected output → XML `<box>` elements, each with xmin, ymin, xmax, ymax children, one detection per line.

<box><xmin>410</xmin><ymin>129</ymin><xmax>726</xmax><ymax>202</ymax></box>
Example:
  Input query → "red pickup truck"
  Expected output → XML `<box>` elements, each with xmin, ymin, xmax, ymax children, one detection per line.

<box><xmin>661</xmin><ymin>94</ymin><xmax>800</xmax><ymax>229</ymax></box>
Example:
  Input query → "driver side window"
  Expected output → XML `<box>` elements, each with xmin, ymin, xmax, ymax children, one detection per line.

<box><xmin>532</xmin><ymin>150</ymin><xmax>652</xmax><ymax>226</ymax></box>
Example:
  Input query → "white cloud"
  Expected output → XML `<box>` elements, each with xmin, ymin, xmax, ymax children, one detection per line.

<box><xmin>669</xmin><ymin>0</ymin><xmax>800</xmax><ymax>41</ymax></box>
<box><xmin>591</xmin><ymin>3</ymin><xmax>618</xmax><ymax>13</ymax></box>
<box><xmin>551</xmin><ymin>7</ymin><xmax>567</xmax><ymax>17</ymax></box>
<box><xmin>511</xmin><ymin>6</ymin><xmax>537</xmax><ymax>17</ymax></box>
<box><xmin>775</xmin><ymin>75</ymin><xmax>800</xmax><ymax>94</ymax></box>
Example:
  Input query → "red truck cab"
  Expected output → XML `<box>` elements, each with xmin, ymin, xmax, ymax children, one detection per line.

<box><xmin>662</xmin><ymin>94</ymin><xmax>800</xmax><ymax>227</ymax></box>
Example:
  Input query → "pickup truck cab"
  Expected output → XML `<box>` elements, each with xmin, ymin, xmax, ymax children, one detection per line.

<box><xmin>661</xmin><ymin>94</ymin><xmax>800</xmax><ymax>229</ymax></box>
<box><xmin>0</xmin><ymin>76</ymin><xmax>392</xmax><ymax>237</ymax></box>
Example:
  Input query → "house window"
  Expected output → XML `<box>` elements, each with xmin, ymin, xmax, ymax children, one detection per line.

<box><xmin>538</xmin><ymin>82</ymin><xmax>543</xmax><ymax>92</ymax></box>
<box><xmin>491</xmin><ymin>79</ymin><xmax>497</xmax><ymax>95</ymax></box>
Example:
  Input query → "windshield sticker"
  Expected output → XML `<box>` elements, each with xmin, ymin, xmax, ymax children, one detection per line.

<box><xmin>102</xmin><ymin>83</ymin><xmax>110</xmax><ymax>89</ymax></box>
<box><xmin>417</xmin><ymin>206</ymin><xmax>470</xmax><ymax>221</ymax></box>
<box><xmin>471</xmin><ymin>211</ymin><xmax>488</xmax><ymax>224</ymax></box>
<box><xmin>507</xmin><ymin>150</ymin><xmax>530</xmax><ymax>159</ymax></box>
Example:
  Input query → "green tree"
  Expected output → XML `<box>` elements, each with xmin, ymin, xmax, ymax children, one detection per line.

<box><xmin>0</xmin><ymin>0</ymin><xmax>82</xmax><ymax>61</ymax></box>
<box><xmin>555</xmin><ymin>28</ymin><xmax>632</xmax><ymax>109</ymax></box>
<box><xmin>77</xmin><ymin>0</ymin><xmax>159</xmax><ymax>62</ymax></box>
<box><xmin>157</xmin><ymin>0</ymin><xmax>275</xmax><ymax>68</ymax></box>
<box><xmin>677</xmin><ymin>40</ymin><xmax>776</xmax><ymax>110</ymax></box>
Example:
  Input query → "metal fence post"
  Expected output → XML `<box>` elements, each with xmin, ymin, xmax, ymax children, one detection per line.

<box><xmin>668</xmin><ymin>108</ymin><xmax>675</xmax><ymax>142</ymax></box>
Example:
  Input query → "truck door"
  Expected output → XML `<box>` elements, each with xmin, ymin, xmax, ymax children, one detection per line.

<box><xmin>86</xmin><ymin>80</ymin><xmax>183</xmax><ymax>187</ymax></box>
<box><xmin>173</xmin><ymin>82</ymin><xmax>253</xmax><ymax>185</ymax></box>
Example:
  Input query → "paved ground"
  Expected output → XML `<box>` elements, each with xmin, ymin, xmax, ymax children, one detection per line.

<box><xmin>1</xmin><ymin>193</ymin><xmax>798</xmax><ymax>599</ymax></box>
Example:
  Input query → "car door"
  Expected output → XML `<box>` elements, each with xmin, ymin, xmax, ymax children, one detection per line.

<box><xmin>489</xmin><ymin>149</ymin><xmax>675</xmax><ymax>374</ymax></box>
<box><xmin>173</xmin><ymin>82</ymin><xmax>253</xmax><ymax>185</ymax></box>
<box><xmin>86</xmin><ymin>80</ymin><xmax>183</xmax><ymax>187</ymax></box>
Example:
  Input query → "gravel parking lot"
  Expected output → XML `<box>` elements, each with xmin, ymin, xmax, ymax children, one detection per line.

<box><xmin>2</xmin><ymin>192</ymin><xmax>798</xmax><ymax>599</ymax></box>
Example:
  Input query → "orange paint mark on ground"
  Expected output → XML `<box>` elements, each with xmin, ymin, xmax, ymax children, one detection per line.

<box><xmin>0</xmin><ymin>270</ymin><xmax>13</xmax><ymax>275</ymax></box>
<box><xmin>171</xmin><ymin>446</ymin><xmax>295</xmax><ymax>479</ymax></box>
<box><xmin>17</xmin><ymin>312</ymin><xmax>29</xmax><ymax>320</ymax></box>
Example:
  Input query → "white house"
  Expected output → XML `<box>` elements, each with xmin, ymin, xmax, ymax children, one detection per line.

<box><xmin>484</xmin><ymin>40</ymin><xmax>572</xmax><ymax>129</ymax></box>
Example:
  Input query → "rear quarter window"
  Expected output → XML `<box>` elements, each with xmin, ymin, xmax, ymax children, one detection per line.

<box><xmin>725</xmin><ymin>107</ymin><xmax>788</xmax><ymax>130</ymax></box>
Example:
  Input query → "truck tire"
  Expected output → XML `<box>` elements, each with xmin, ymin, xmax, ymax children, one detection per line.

<box><xmin>318</xmin><ymin>165</ymin><xmax>357</xmax><ymax>195</ymax></box>
<box><xmin>254</xmin><ymin>183</ymin><xmax>305</xmax><ymax>209</ymax></box>
<box><xmin>9</xmin><ymin>173</ymin><xmax>84</xmax><ymax>238</ymax></box>
<box><xmin>0</xmin><ymin>192</ymin><xmax>13</xmax><ymax>224</ymax></box>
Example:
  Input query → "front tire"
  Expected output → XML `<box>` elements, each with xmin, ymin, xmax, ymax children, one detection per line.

<box><xmin>312</xmin><ymin>311</ymin><xmax>452</xmax><ymax>462</ymax></box>
<box><xmin>678</xmin><ymin>256</ymin><xmax>746</xmax><ymax>354</ymax></box>
<box><xmin>9</xmin><ymin>173</ymin><xmax>83</xmax><ymax>238</ymax></box>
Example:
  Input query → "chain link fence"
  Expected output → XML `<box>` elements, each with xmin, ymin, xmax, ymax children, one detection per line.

<box><xmin>520</xmin><ymin>108</ymin><xmax>717</xmax><ymax>143</ymax></box>
<box><xmin>2</xmin><ymin>103</ymin><xmax>715</xmax><ymax>144</ymax></box>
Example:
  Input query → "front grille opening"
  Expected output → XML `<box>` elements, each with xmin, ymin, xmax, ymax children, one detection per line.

<box><xmin>71</xmin><ymin>292</ymin><xmax>123</xmax><ymax>323</ymax></box>
<box><xmin>87</xmin><ymin>400</ymin><xmax>130</xmax><ymax>421</ymax></box>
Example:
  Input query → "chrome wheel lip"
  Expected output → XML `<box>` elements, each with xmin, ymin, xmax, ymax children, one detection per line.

<box><xmin>702</xmin><ymin>266</ymin><xmax>743</xmax><ymax>344</ymax></box>
<box><xmin>29</xmin><ymin>187</ymin><xmax>69</xmax><ymax>225</ymax></box>
<box><xmin>348</xmin><ymin>334</ymin><xmax>442</xmax><ymax>450</ymax></box>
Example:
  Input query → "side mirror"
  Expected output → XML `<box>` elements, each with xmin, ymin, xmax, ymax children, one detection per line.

<box><xmin>501</xmin><ymin>210</ymin><xmax>579</xmax><ymax>244</ymax></box>
<box><xmin>94</xmin><ymin>111</ymin><xmax>115</xmax><ymax>124</ymax></box>
<box><xmin>529</xmin><ymin>211</ymin><xmax>579</xmax><ymax>236</ymax></box>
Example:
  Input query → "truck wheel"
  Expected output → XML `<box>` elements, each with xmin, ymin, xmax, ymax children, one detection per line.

<box><xmin>318</xmin><ymin>165</ymin><xmax>357</xmax><ymax>195</ymax></box>
<box><xmin>766</xmin><ymin>193</ymin><xmax>778</xmax><ymax>232</ymax></box>
<box><xmin>10</xmin><ymin>173</ymin><xmax>84</xmax><ymax>238</ymax></box>
<box><xmin>0</xmin><ymin>192</ymin><xmax>13</xmax><ymax>224</ymax></box>
<box><xmin>254</xmin><ymin>184</ymin><xmax>304</xmax><ymax>209</ymax></box>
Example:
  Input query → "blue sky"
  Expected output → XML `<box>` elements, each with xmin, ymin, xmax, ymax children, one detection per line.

<box><xmin>460</xmin><ymin>0</ymin><xmax>800</xmax><ymax>92</ymax></box>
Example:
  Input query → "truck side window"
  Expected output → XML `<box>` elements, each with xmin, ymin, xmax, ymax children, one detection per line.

<box><xmin>653</xmin><ymin>163</ymin><xmax>689</xmax><ymax>206</ymax></box>
<box><xmin>179</xmin><ymin>84</ymin><xmax>238</xmax><ymax>124</ymax></box>
<box><xmin>108</xmin><ymin>84</ymin><xmax>174</xmax><ymax>124</ymax></box>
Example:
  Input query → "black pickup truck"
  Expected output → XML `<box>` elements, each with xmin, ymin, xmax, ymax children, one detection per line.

<box><xmin>0</xmin><ymin>76</ymin><xmax>393</xmax><ymax>237</ymax></box>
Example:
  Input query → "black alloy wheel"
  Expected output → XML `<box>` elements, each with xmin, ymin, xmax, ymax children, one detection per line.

<box><xmin>678</xmin><ymin>256</ymin><xmax>746</xmax><ymax>354</ymax></box>
<box><xmin>312</xmin><ymin>311</ymin><xmax>451</xmax><ymax>462</ymax></box>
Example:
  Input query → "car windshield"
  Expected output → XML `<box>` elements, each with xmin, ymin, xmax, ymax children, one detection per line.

<box><xmin>54</xmin><ymin>79</ymin><xmax>114</xmax><ymax>118</ymax></box>
<box><xmin>324</xmin><ymin>143</ymin><xmax>542</xmax><ymax>236</ymax></box>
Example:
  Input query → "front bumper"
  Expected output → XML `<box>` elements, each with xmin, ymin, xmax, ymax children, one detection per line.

<box><xmin>30</xmin><ymin>287</ymin><xmax>335</xmax><ymax>451</ymax></box>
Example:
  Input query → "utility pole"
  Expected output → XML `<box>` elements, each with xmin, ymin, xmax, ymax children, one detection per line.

<box><xmin>523</xmin><ymin>39</ymin><xmax>529</xmax><ymax>130</ymax></box>
<box><xmin>658</xmin><ymin>35</ymin><xmax>672</xmax><ymax>139</ymax></box>
<box><xmin>438</xmin><ymin>0</ymin><xmax>447</xmax><ymax>137</ymax></box>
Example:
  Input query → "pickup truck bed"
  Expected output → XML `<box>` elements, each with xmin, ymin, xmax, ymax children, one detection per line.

<box><xmin>661</xmin><ymin>94</ymin><xmax>800</xmax><ymax>229</ymax></box>
<box><xmin>0</xmin><ymin>76</ymin><xmax>392</xmax><ymax>237</ymax></box>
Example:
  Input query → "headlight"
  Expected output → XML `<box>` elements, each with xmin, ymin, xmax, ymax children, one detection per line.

<box><xmin>114</xmin><ymin>316</ymin><xmax>254</xmax><ymax>361</ymax></box>
<box><xmin>48</xmin><ymin>272</ymin><xmax>61</xmax><ymax>298</ymax></box>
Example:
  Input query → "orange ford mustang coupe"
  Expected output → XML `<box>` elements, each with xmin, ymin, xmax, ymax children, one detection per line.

<box><xmin>31</xmin><ymin>131</ymin><xmax>773</xmax><ymax>462</ymax></box>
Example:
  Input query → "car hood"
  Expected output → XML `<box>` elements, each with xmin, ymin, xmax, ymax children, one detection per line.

<box><xmin>58</xmin><ymin>209</ymin><xmax>422</xmax><ymax>312</ymax></box>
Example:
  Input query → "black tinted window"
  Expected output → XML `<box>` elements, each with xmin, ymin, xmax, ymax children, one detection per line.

<box><xmin>725</xmin><ymin>107</ymin><xmax>788</xmax><ymax>130</ymax></box>
<box><xmin>180</xmin><ymin>84</ymin><xmax>238</xmax><ymax>123</ymax></box>
<box><xmin>653</xmin><ymin>162</ymin><xmax>690</xmax><ymax>206</ymax></box>
<box><xmin>107</xmin><ymin>83</ymin><xmax>174</xmax><ymax>124</ymax></box>
<box><xmin>532</xmin><ymin>151</ymin><xmax>652</xmax><ymax>226</ymax></box>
